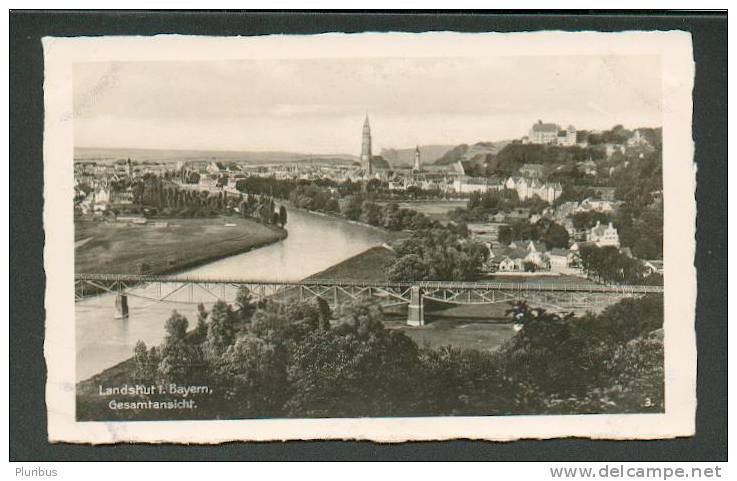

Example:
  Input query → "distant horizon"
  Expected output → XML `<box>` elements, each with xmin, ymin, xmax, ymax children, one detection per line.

<box><xmin>75</xmin><ymin>121</ymin><xmax>661</xmax><ymax>160</ymax></box>
<box><xmin>74</xmin><ymin>56</ymin><xmax>662</xmax><ymax>154</ymax></box>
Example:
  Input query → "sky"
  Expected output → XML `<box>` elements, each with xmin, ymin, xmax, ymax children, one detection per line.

<box><xmin>74</xmin><ymin>55</ymin><xmax>662</xmax><ymax>154</ymax></box>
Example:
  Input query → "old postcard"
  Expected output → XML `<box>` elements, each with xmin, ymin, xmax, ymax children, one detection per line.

<box><xmin>43</xmin><ymin>31</ymin><xmax>696</xmax><ymax>443</ymax></box>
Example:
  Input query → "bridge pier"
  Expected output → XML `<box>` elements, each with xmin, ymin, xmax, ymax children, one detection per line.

<box><xmin>407</xmin><ymin>286</ymin><xmax>424</xmax><ymax>326</ymax></box>
<box><xmin>114</xmin><ymin>292</ymin><xmax>129</xmax><ymax>319</ymax></box>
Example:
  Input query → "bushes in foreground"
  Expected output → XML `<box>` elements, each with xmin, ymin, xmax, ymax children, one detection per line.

<box><xmin>119</xmin><ymin>293</ymin><xmax>663</xmax><ymax>420</ymax></box>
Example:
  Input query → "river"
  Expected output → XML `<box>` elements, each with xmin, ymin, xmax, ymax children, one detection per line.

<box><xmin>75</xmin><ymin>208</ymin><xmax>390</xmax><ymax>381</ymax></box>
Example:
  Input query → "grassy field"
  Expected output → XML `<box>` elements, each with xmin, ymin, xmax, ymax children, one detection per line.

<box><xmin>377</xmin><ymin>200</ymin><xmax>467</xmax><ymax>222</ymax></box>
<box><xmin>306</xmin><ymin>246</ymin><xmax>395</xmax><ymax>283</ymax></box>
<box><xmin>393</xmin><ymin>319</ymin><xmax>516</xmax><ymax>352</ymax></box>
<box><xmin>75</xmin><ymin>216</ymin><xmax>286</xmax><ymax>275</ymax></box>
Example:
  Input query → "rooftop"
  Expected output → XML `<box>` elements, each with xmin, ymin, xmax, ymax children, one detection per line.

<box><xmin>531</xmin><ymin>120</ymin><xmax>559</xmax><ymax>133</ymax></box>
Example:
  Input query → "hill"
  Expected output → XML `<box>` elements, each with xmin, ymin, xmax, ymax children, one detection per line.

<box><xmin>74</xmin><ymin>147</ymin><xmax>359</xmax><ymax>166</ymax></box>
<box><xmin>380</xmin><ymin>145</ymin><xmax>455</xmax><ymax>168</ymax></box>
<box><xmin>433</xmin><ymin>140</ymin><xmax>510</xmax><ymax>166</ymax></box>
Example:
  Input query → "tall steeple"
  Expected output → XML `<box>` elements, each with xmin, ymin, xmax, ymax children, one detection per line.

<box><xmin>360</xmin><ymin>114</ymin><xmax>372</xmax><ymax>175</ymax></box>
<box><xmin>413</xmin><ymin>145</ymin><xmax>421</xmax><ymax>172</ymax></box>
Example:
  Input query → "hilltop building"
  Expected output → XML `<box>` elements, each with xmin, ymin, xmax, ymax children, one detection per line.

<box><xmin>558</xmin><ymin>125</ymin><xmax>578</xmax><ymax>146</ymax></box>
<box><xmin>529</xmin><ymin>120</ymin><xmax>560</xmax><ymax>144</ymax></box>
<box><xmin>528</xmin><ymin>120</ymin><xmax>577</xmax><ymax>146</ymax></box>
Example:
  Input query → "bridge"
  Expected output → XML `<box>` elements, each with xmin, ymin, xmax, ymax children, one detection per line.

<box><xmin>74</xmin><ymin>273</ymin><xmax>663</xmax><ymax>326</ymax></box>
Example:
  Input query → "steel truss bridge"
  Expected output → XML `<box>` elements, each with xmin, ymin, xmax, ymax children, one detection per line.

<box><xmin>75</xmin><ymin>273</ymin><xmax>663</xmax><ymax>326</ymax></box>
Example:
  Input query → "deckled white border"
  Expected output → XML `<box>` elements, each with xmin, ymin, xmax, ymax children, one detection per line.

<box><xmin>43</xmin><ymin>31</ymin><xmax>696</xmax><ymax>443</ymax></box>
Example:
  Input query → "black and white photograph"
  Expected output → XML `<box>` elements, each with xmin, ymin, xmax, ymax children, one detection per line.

<box><xmin>38</xmin><ymin>30</ymin><xmax>698</xmax><ymax>443</ymax></box>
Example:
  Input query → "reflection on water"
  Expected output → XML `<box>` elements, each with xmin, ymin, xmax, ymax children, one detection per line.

<box><xmin>76</xmin><ymin>208</ymin><xmax>389</xmax><ymax>381</ymax></box>
<box><xmin>176</xmin><ymin>207</ymin><xmax>388</xmax><ymax>281</ymax></box>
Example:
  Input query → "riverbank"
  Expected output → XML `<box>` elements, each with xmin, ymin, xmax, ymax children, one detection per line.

<box><xmin>305</xmin><ymin>245</ymin><xmax>395</xmax><ymax>283</ymax></box>
<box><xmin>75</xmin><ymin>216</ymin><xmax>287</xmax><ymax>275</ymax></box>
<box><xmin>284</xmin><ymin>203</ymin><xmax>408</xmax><ymax>244</ymax></box>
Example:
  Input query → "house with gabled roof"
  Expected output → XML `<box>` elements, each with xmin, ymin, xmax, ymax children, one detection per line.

<box><xmin>644</xmin><ymin>260</ymin><xmax>664</xmax><ymax>276</ymax></box>
<box><xmin>587</xmin><ymin>220</ymin><xmax>620</xmax><ymax>247</ymax></box>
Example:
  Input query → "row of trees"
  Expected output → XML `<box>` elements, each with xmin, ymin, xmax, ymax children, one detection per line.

<box><xmin>237</xmin><ymin>177</ymin><xmax>442</xmax><ymax>232</ymax></box>
<box><xmin>345</xmin><ymin>199</ymin><xmax>442</xmax><ymax>232</ymax></box>
<box><xmin>498</xmin><ymin>218</ymin><xmax>570</xmax><ymax>250</ymax></box>
<box><xmin>121</xmin><ymin>292</ymin><xmax>663</xmax><ymax>419</ymax></box>
<box><xmin>238</xmin><ymin>194</ymin><xmax>287</xmax><ymax>227</ymax></box>
<box><xmin>130</xmin><ymin>174</ymin><xmax>236</xmax><ymax>218</ymax></box>
<box><xmin>578</xmin><ymin>244</ymin><xmax>659</xmax><ymax>285</ymax></box>
<box><xmin>120</xmin><ymin>173</ymin><xmax>288</xmax><ymax>228</ymax></box>
<box><xmin>449</xmin><ymin>190</ymin><xmax>551</xmax><ymax>224</ymax></box>
<box><xmin>283</xmin><ymin>181</ymin><xmax>458</xmax><ymax>234</ymax></box>
<box><xmin>235</xmin><ymin>175</ymin><xmax>451</xmax><ymax>209</ymax></box>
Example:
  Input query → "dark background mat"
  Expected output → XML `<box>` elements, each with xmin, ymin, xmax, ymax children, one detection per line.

<box><xmin>9</xmin><ymin>10</ymin><xmax>727</xmax><ymax>461</ymax></box>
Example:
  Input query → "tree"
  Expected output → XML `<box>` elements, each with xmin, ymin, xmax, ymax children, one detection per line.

<box><xmin>602</xmin><ymin>335</ymin><xmax>664</xmax><ymax>412</ymax></box>
<box><xmin>258</xmin><ymin>202</ymin><xmax>273</xmax><ymax>224</ymax></box>
<box><xmin>499</xmin><ymin>302</ymin><xmax>606</xmax><ymax>402</ymax></box>
<box><xmin>523</xmin><ymin>261</ymin><xmax>538</xmax><ymax>272</ymax></box>
<box><xmin>587</xmin><ymin>295</ymin><xmax>663</xmax><ymax>343</ymax></box>
<box><xmin>498</xmin><ymin>225</ymin><xmax>514</xmax><ymax>246</ymax></box>
<box><xmin>278</xmin><ymin>205</ymin><xmax>288</xmax><ymax>227</ymax></box>
<box><xmin>216</xmin><ymin>335</ymin><xmax>289</xmax><ymax>416</ymax></box>
<box><xmin>340</xmin><ymin>196</ymin><xmax>363</xmax><ymax>220</ymax></box>
<box><xmin>366</xmin><ymin>178</ymin><xmax>383</xmax><ymax>192</ymax></box>
<box><xmin>571</xmin><ymin>211</ymin><xmax>611</xmax><ymax>230</ymax></box>
<box><xmin>286</xmin><ymin>302</ymin><xmax>422</xmax><ymax>417</ymax></box>
<box><xmin>388</xmin><ymin>228</ymin><xmax>488</xmax><ymax>282</ymax></box>
<box><xmin>542</xmin><ymin>222</ymin><xmax>570</xmax><ymax>249</ymax></box>
<box><xmin>246</xmin><ymin>299</ymin><xmax>331</xmax><ymax>349</ymax></box>
<box><xmin>122</xmin><ymin>293</ymin><xmax>664</xmax><ymax>419</ymax></box>
<box><xmin>386</xmin><ymin>254</ymin><xmax>428</xmax><ymax>282</ymax></box>
<box><xmin>157</xmin><ymin>311</ymin><xmax>206</xmax><ymax>385</ymax></box>
<box><xmin>163</xmin><ymin>310</ymin><xmax>188</xmax><ymax>344</ymax></box>
<box><xmin>204</xmin><ymin>300</ymin><xmax>239</xmax><ymax>358</ymax></box>
<box><xmin>578</xmin><ymin>244</ymin><xmax>648</xmax><ymax>285</ymax></box>
<box><xmin>132</xmin><ymin>341</ymin><xmax>160</xmax><ymax>384</ymax></box>
<box><xmin>235</xmin><ymin>287</ymin><xmax>255</xmax><ymax>322</ymax></box>
<box><xmin>192</xmin><ymin>303</ymin><xmax>209</xmax><ymax>344</ymax></box>
<box><xmin>359</xmin><ymin>202</ymin><xmax>383</xmax><ymax>226</ymax></box>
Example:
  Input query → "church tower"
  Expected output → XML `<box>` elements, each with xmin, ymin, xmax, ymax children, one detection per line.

<box><xmin>413</xmin><ymin>145</ymin><xmax>421</xmax><ymax>172</ymax></box>
<box><xmin>360</xmin><ymin>114</ymin><xmax>372</xmax><ymax>175</ymax></box>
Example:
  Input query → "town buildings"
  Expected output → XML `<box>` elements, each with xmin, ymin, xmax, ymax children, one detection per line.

<box><xmin>504</xmin><ymin>176</ymin><xmax>563</xmax><ymax>203</ymax></box>
<box><xmin>449</xmin><ymin>175</ymin><xmax>562</xmax><ymax>202</ymax></box>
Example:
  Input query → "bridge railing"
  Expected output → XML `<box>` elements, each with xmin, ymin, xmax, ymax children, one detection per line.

<box><xmin>75</xmin><ymin>273</ymin><xmax>664</xmax><ymax>294</ymax></box>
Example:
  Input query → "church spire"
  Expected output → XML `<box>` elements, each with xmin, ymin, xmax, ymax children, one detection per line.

<box><xmin>361</xmin><ymin>113</ymin><xmax>372</xmax><ymax>175</ymax></box>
